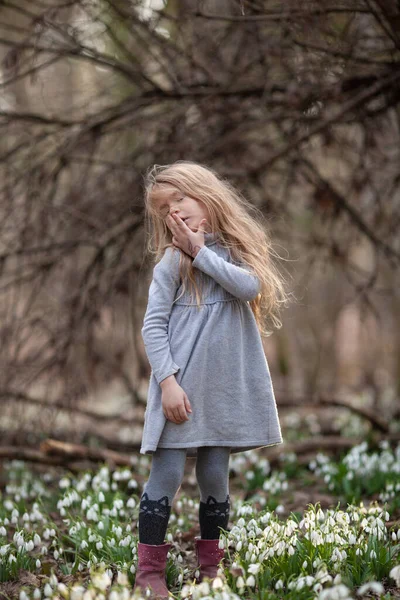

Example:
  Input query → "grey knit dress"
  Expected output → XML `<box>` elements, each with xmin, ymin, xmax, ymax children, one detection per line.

<box><xmin>140</xmin><ymin>231</ymin><xmax>283</xmax><ymax>458</ymax></box>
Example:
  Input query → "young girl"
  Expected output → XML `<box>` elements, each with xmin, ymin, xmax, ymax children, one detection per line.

<box><xmin>134</xmin><ymin>161</ymin><xmax>289</xmax><ymax>599</ymax></box>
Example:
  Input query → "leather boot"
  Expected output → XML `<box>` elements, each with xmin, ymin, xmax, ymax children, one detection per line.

<box><xmin>195</xmin><ymin>537</ymin><xmax>225</xmax><ymax>582</ymax></box>
<box><xmin>133</xmin><ymin>542</ymin><xmax>172</xmax><ymax>599</ymax></box>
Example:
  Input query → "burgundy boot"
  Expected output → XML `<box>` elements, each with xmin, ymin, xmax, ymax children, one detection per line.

<box><xmin>195</xmin><ymin>537</ymin><xmax>225</xmax><ymax>582</ymax></box>
<box><xmin>133</xmin><ymin>542</ymin><xmax>172</xmax><ymax>599</ymax></box>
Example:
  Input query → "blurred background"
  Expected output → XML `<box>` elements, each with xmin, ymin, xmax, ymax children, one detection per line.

<box><xmin>1</xmin><ymin>0</ymin><xmax>400</xmax><ymax>469</ymax></box>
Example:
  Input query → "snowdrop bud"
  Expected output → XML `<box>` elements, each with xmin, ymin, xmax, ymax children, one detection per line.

<box><xmin>275</xmin><ymin>579</ymin><xmax>284</xmax><ymax>589</ymax></box>
<box><xmin>36</xmin><ymin>559</ymin><xmax>41</xmax><ymax>569</ymax></box>
<box><xmin>53</xmin><ymin>550</ymin><xmax>59</xmax><ymax>560</ymax></box>
<box><xmin>178</xmin><ymin>573</ymin><xmax>183</xmax><ymax>584</ymax></box>
<box><xmin>333</xmin><ymin>574</ymin><xmax>342</xmax><ymax>584</ymax></box>
<box><xmin>43</xmin><ymin>584</ymin><xmax>52</xmax><ymax>597</ymax></box>
<box><xmin>96</xmin><ymin>541</ymin><xmax>103</xmax><ymax>550</ymax></box>
<box><xmin>19</xmin><ymin>592</ymin><xmax>29</xmax><ymax>600</ymax></box>
<box><xmin>370</xmin><ymin>550</ymin><xmax>377</xmax><ymax>559</ymax></box>
<box><xmin>236</xmin><ymin>576</ymin><xmax>245</xmax><ymax>589</ymax></box>
<box><xmin>0</xmin><ymin>527</ymin><xmax>6</xmax><ymax>536</ymax></box>
<box><xmin>33</xmin><ymin>590</ymin><xmax>41</xmax><ymax>599</ymax></box>
<box><xmin>302</xmin><ymin>560</ymin><xmax>307</xmax><ymax>569</ymax></box>
<box><xmin>218</xmin><ymin>538</ymin><xmax>225</xmax><ymax>549</ymax></box>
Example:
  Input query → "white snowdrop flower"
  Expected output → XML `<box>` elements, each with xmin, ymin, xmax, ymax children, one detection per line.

<box><xmin>109</xmin><ymin>538</ymin><xmax>115</xmax><ymax>547</ymax></box>
<box><xmin>236</xmin><ymin>576</ymin><xmax>245</xmax><ymax>589</ymax></box>
<box><xmin>22</xmin><ymin>513</ymin><xmax>30</xmax><ymax>522</ymax></box>
<box><xmin>36</xmin><ymin>559</ymin><xmax>41</xmax><ymax>569</ymax></box>
<box><xmin>0</xmin><ymin>527</ymin><xmax>6</xmax><ymax>536</ymax></box>
<box><xmin>218</xmin><ymin>538</ymin><xmax>225</xmax><ymax>549</ymax></box>
<box><xmin>370</xmin><ymin>550</ymin><xmax>377</xmax><ymax>559</ymax></box>
<box><xmin>8</xmin><ymin>554</ymin><xmax>17</xmax><ymax>564</ymax></box>
<box><xmin>177</xmin><ymin>518</ymin><xmax>184</xmax><ymax>527</ymax></box>
<box><xmin>275</xmin><ymin>579</ymin><xmax>284</xmax><ymax>589</ymax></box>
<box><xmin>302</xmin><ymin>560</ymin><xmax>308</xmax><ymax>569</ymax></box>
<box><xmin>25</xmin><ymin>540</ymin><xmax>34</xmax><ymax>552</ymax></box>
<box><xmin>287</xmin><ymin>545</ymin><xmax>295</xmax><ymax>556</ymax></box>
<box><xmin>57</xmin><ymin>583</ymin><xmax>68</xmax><ymax>597</ymax></box>
<box><xmin>392</xmin><ymin>532</ymin><xmax>397</xmax><ymax>541</ymax></box>
<box><xmin>246</xmin><ymin>574</ymin><xmax>256</xmax><ymax>587</ymax></box>
<box><xmin>130</xmin><ymin>564</ymin><xmax>136</xmax><ymax>574</ymax></box>
<box><xmin>177</xmin><ymin>554</ymin><xmax>183</xmax><ymax>563</ymax></box>
<box><xmin>43</xmin><ymin>584</ymin><xmax>52</xmax><ymax>597</ymax></box>
<box><xmin>96</xmin><ymin>541</ymin><xmax>103</xmax><ymax>550</ymax></box>
<box><xmin>41</xmin><ymin>546</ymin><xmax>48</xmax><ymax>555</ymax></box>
<box><xmin>389</xmin><ymin>565</ymin><xmax>400</xmax><ymax>586</ymax></box>
<box><xmin>357</xmin><ymin>581</ymin><xmax>384</xmax><ymax>595</ymax></box>
<box><xmin>98</xmin><ymin>492</ymin><xmax>105</xmax><ymax>502</ymax></box>
<box><xmin>109</xmin><ymin>593</ymin><xmax>119</xmax><ymax>600</ymax></box>
<box><xmin>33</xmin><ymin>533</ymin><xmax>41</xmax><ymax>546</ymax></box>
<box><xmin>19</xmin><ymin>591</ymin><xmax>29</xmax><ymax>600</ymax></box>
<box><xmin>98</xmin><ymin>521</ymin><xmax>104</xmax><ymax>531</ymax></box>
<box><xmin>33</xmin><ymin>590</ymin><xmax>41</xmax><ymax>599</ymax></box>
<box><xmin>127</xmin><ymin>497</ymin><xmax>136</xmax><ymax>508</ymax></box>
<box><xmin>53</xmin><ymin>549</ymin><xmax>59</xmax><ymax>560</ymax></box>
<box><xmin>212</xmin><ymin>576</ymin><xmax>224</xmax><ymax>589</ymax></box>
<box><xmin>235</xmin><ymin>541</ymin><xmax>242</xmax><ymax>552</ymax></box>
<box><xmin>356</xmin><ymin>548</ymin><xmax>361</xmax><ymax>555</ymax></box>
<box><xmin>333</xmin><ymin>574</ymin><xmax>342</xmax><ymax>584</ymax></box>
<box><xmin>92</xmin><ymin>572</ymin><xmax>111</xmax><ymax>591</ymax></box>
<box><xmin>117</xmin><ymin>572</ymin><xmax>129</xmax><ymax>585</ymax></box>
<box><xmin>248</xmin><ymin>563</ymin><xmax>261</xmax><ymax>575</ymax></box>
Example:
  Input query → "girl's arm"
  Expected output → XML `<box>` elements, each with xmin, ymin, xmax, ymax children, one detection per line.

<box><xmin>141</xmin><ymin>247</ymin><xmax>181</xmax><ymax>385</ymax></box>
<box><xmin>192</xmin><ymin>246</ymin><xmax>260</xmax><ymax>301</ymax></box>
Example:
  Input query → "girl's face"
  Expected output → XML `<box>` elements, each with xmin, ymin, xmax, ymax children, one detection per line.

<box><xmin>154</xmin><ymin>185</ymin><xmax>211</xmax><ymax>232</ymax></box>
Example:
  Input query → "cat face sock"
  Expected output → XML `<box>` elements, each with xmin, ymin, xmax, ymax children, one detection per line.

<box><xmin>138</xmin><ymin>493</ymin><xmax>172</xmax><ymax>545</ymax></box>
<box><xmin>199</xmin><ymin>494</ymin><xmax>230</xmax><ymax>539</ymax></box>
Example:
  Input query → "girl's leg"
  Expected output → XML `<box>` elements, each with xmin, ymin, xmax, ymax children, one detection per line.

<box><xmin>195</xmin><ymin>446</ymin><xmax>231</xmax><ymax>539</ymax></box>
<box><xmin>139</xmin><ymin>447</ymin><xmax>187</xmax><ymax>544</ymax></box>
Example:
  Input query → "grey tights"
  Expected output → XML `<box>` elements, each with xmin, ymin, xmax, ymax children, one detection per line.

<box><xmin>138</xmin><ymin>447</ymin><xmax>230</xmax><ymax>544</ymax></box>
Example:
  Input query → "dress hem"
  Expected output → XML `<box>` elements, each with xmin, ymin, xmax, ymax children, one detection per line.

<box><xmin>140</xmin><ymin>438</ymin><xmax>284</xmax><ymax>455</ymax></box>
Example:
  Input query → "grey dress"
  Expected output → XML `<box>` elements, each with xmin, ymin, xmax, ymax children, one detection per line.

<box><xmin>140</xmin><ymin>231</ymin><xmax>283</xmax><ymax>458</ymax></box>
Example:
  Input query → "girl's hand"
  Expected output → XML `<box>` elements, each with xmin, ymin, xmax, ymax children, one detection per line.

<box><xmin>166</xmin><ymin>213</ymin><xmax>208</xmax><ymax>258</ymax></box>
<box><xmin>161</xmin><ymin>379</ymin><xmax>192</xmax><ymax>424</ymax></box>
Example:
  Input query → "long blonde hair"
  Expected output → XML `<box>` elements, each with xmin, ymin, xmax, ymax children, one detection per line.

<box><xmin>142</xmin><ymin>160</ymin><xmax>291</xmax><ymax>336</ymax></box>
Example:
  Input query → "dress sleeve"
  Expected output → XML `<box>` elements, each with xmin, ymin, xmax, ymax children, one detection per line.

<box><xmin>141</xmin><ymin>247</ymin><xmax>181</xmax><ymax>385</ymax></box>
<box><xmin>192</xmin><ymin>245</ymin><xmax>261</xmax><ymax>301</ymax></box>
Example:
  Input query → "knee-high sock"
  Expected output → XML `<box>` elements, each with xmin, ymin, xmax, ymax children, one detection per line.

<box><xmin>139</xmin><ymin>448</ymin><xmax>187</xmax><ymax>545</ymax></box>
<box><xmin>196</xmin><ymin>447</ymin><xmax>231</xmax><ymax>539</ymax></box>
